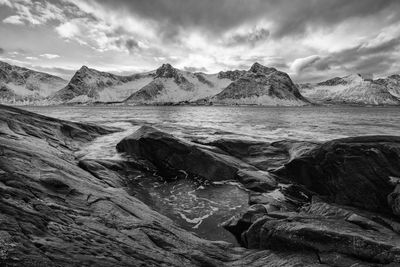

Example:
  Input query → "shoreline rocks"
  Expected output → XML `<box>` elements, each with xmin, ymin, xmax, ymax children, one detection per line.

<box><xmin>0</xmin><ymin>104</ymin><xmax>325</xmax><ymax>266</ymax></box>
<box><xmin>2</xmin><ymin>104</ymin><xmax>400</xmax><ymax>266</ymax></box>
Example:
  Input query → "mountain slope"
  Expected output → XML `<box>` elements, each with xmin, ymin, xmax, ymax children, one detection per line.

<box><xmin>211</xmin><ymin>63</ymin><xmax>309</xmax><ymax>106</ymax></box>
<box><xmin>0</xmin><ymin>60</ymin><xmax>67</xmax><ymax>103</ymax></box>
<box><xmin>124</xmin><ymin>64</ymin><xmax>232</xmax><ymax>103</ymax></box>
<box><xmin>51</xmin><ymin>66</ymin><xmax>154</xmax><ymax>103</ymax></box>
<box><xmin>299</xmin><ymin>74</ymin><xmax>400</xmax><ymax>105</ymax></box>
<box><xmin>375</xmin><ymin>74</ymin><xmax>400</xmax><ymax>98</ymax></box>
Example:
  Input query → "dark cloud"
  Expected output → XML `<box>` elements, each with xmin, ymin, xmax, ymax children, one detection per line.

<box><xmin>320</xmin><ymin>37</ymin><xmax>400</xmax><ymax>73</ymax></box>
<box><xmin>125</xmin><ymin>39</ymin><xmax>139</xmax><ymax>52</ymax></box>
<box><xmin>94</xmin><ymin>0</ymin><xmax>400</xmax><ymax>40</ymax></box>
<box><xmin>294</xmin><ymin>36</ymin><xmax>400</xmax><ymax>81</ymax></box>
<box><xmin>114</xmin><ymin>38</ymin><xmax>139</xmax><ymax>53</ymax></box>
<box><xmin>0</xmin><ymin>48</ymin><xmax>4</xmax><ymax>54</ymax></box>
<box><xmin>226</xmin><ymin>28</ymin><xmax>270</xmax><ymax>46</ymax></box>
<box><xmin>183</xmin><ymin>66</ymin><xmax>208</xmax><ymax>73</ymax></box>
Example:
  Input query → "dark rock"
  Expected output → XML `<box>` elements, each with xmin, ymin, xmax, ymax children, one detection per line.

<box><xmin>116</xmin><ymin>125</ymin><xmax>240</xmax><ymax>181</ymax></box>
<box><xmin>217</xmin><ymin>70</ymin><xmax>247</xmax><ymax>81</ymax></box>
<box><xmin>116</xmin><ymin>125</ymin><xmax>278</xmax><ymax>192</ymax></box>
<box><xmin>242</xmin><ymin>207</ymin><xmax>400</xmax><ymax>264</ymax></box>
<box><xmin>206</xmin><ymin>138</ymin><xmax>317</xmax><ymax>171</ymax></box>
<box><xmin>277</xmin><ymin>136</ymin><xmax>400</xmax><ymax>215</ymax></box>
<box><xmin>0</xmin><ymin>105</ymin><xmax>326</xmax><ymax>266</ymax></box>
<box><xmin>222</xmin><ymin>204</ymin><xmax>270</xmax><ymax>246</ymax></box>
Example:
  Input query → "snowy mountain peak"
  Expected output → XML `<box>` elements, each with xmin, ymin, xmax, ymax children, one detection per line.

<box><xmin>249</xmin><ymin>62</ymin><xmax>277</xmax><ymax>75</ymax></box>
<box><xmin>0</xmin><ymin>60</ymin><xmax>67</xmax><ymax>104</ymax></box>
<box><xmin>299</xmin><ymin>73</ymin><xmax>400</xmax><ymax>105</ymax></box>
<box><xmin>343</xmin><ymin>73</ymin><xmax>365</xmax><ymax>83</ymax></box>
<box><xmin>78</xmin><ymin>65</ymin><xmax>90</xmax><ymax>72</ymax></box>
<box><xmin>155</xmin><ymin>63</ymin><xmax>178</xmax><ymax>79</ymax></box>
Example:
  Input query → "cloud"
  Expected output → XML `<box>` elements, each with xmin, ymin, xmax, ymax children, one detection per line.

<box><xmin>25</xmin><ymin>56</ymin><xmax>38</xmax><ymax>60</ymax></box>
<box><xmin>318</xmin><ymin>36</ymin><xmax>400</xmax><ymax>74</ymax></box>
<box><xmin>56</xmin><ymin>16</ymin><xmax>143</xmax><ymax>54</ymax></box>
<box><xmin>2</xmin><ymin>0</ymin><xmax>400</xmax><ymax>83</ymax></box>
<box><xmin>183</xmin><ymin>66</ymin><xmax>208</xmax><ymax>73</ymax></box>
<box><xmin>0</xmin><ymin>48</ymin><xmax>4</xmax><ymax>54</ymax></box>
<box><xmin>291</xmin><ymin>55</ymin><xmax>321</xmax><ymax>73</ymax></box>
<box><xmin>1</xmin><ymin>0</ymin><xmax>65</xmax><ymax>25</ymax></box>
<box><xmin>40</xmin><ymin>53</ymin><xmax>60</xmax><ymax>59</ymax></box>
<box><xmin>3</xmin><ymin>15</ymin><xmax>24</xmax><ymax>25</ymax></box>
<box><xmin>90</xmin><ymin>0</ymin><xmax>400</xmax><ymax>40</ymax></box>
<box><xmin>55</xmin><ymin>21</ymin><xmax>80</xmax><ymax>38</ymax></box>
<box><xmin>225</xmin><ymin>28</ymin><xmax>270</xmax><ymax>46</ymax></box>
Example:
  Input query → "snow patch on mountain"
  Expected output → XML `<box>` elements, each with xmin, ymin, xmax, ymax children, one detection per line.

<box><xmin>0</xmin><ymin>60</ymin><xmax>67</xmax><ymax>103</ymax></box>
<box><xmin>211</xmin><ymin>62</ymin><xmax>308</xmax><ymax>106</ymax></box>
<box><xmin>299</xmin><ymin>74</ymin><xmax>400</xmax><ymax>105</ymax></box>
<box><xmin>124</xmin><ymin>64</ymin><xmax>232</xmax><ymax>104</ymax></box>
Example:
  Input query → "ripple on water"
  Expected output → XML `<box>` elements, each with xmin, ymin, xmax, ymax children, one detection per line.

<box><xmin>127</xmin><ymin>175</ymin><xmax>249</xmax><ymax>244</ymax></box>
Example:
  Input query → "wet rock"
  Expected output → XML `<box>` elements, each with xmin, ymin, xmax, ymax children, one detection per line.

<box><xmin>206</xmin><ymin>138</ymin><xmax>317</xmax><ymax>171</ymax></box>
<box><xmin>236</xmin><ymin>170</ymin><xmax>277</xmax><ymax>192</ymax></box>
<box><xmin>0</xmin><ymin>105</ymin><xmax>325</xmax><ymax>266</ymax></box>
<box><xmin>247</xmin><ymin>213</ymin><xmax>400</xmax><ymax>264</ymax></box>
<box><xmin>277</xmin><ymin>136</ymin><xmax>400</xmax><ymax>215</ymax></box>
<box><xmin>221</xmin><ymin>204</ymin><xmax>269</xmax><ymax>245</ymax></box>
<box><xmin>116</xmin><ymin>125</ymin><xmax>278</xmax><ymax>192</ymax></box>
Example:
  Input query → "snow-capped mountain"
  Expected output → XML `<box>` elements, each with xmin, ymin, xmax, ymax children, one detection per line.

<box><xmin>124</xmin><ymin>64</ymin><xmax>232</xmax><ymax>104</ymax></box>
<box><xmin>3</xmin><ymin>59</ymin><xmax>399</xmax><ymax>106</ymax></box>
<box><xmin>375</xmin><ymin>75</ymin><xmax>400</xmax><ymax>99</ymax></box>
<box><xmin>299</xmin><ymin>74</ymin><xmax>400</xmax><ymax>105</ymax></box>
<box><xmin>0</xmin><ymin>61</ymin><xmax>67</xmax><ymax>103</ymax></box>
<box><xmin>210</xmin><ymin>63</ymin><xmax>309</xmax><ymax>106</ymax></box>
<box><xmin>51</xmin><ymin>66</ymin><xmax>154</xmax><ymax>103</ymax></box>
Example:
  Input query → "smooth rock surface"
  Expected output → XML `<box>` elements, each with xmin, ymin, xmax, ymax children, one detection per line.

<box><xmin>116</xmin><ymin>125</ymin><xmax>279</xmax><ymax>192</ymax></box>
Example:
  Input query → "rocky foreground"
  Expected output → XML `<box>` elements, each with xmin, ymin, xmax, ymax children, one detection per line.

<box><xmin>1</xmin><ymin>105</ymin><xmax>400</xmax><ymax>266</ymax></box>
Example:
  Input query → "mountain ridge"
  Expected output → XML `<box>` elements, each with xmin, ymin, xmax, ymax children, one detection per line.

<box><xmin>299</xmin><ymin>73</ymin><xmax>400</xmax><ymax>105</ymax></box>
<box><xmin>1</xmin><ymin>59</ymin><xmax>400</xmax><ymax>106</ymax></box>
<box><xmin>0</xmin><ymin>60</ymin><xmax>67</xmax><ymax>103</ymax></box>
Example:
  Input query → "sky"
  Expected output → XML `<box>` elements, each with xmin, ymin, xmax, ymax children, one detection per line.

<box><xmin>0</xmin><ymin>0</ymin><xmax>400</xmax><ymax>83</ymax></box>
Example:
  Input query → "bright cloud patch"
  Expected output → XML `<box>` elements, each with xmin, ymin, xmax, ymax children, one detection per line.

<box><xmin>40</xmin><ymin>54</ymin><xmax>60</xmax><ymax>59</ymax></box>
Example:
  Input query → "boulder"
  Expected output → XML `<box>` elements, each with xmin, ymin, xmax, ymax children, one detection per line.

<box><xmin>205</xmin><ymin>138</ymin><xmax>317</xmax><ymax>171</ymax></box>
<box><xmin>276</xmin><ymin>136</ymin><xmax>400</xmax><ymax>215</ymax></box>
<box><xmin>116</xmin><ymin>126</ymin><xmax>278</xmax><ymax>191</ymax></box>
<box><xmin>243</xmin><ymin>211</ymin><xmax>400</xmax><ymax>265</ymax></box>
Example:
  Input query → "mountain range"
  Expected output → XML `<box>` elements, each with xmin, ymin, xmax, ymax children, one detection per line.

<box><xmin>299</xmin><ymin>74</ymin><xmax>400</xmax><ymax>105</ymax></box>
<box><xmin>0</xmin><ymin>60</ymin><xmax>399</xmax><ymax>106</ymax></box>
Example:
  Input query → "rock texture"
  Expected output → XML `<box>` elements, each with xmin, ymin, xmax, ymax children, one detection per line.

<box><xmin>195</xmin><ymin>134</ymin><xmax>400</xmax><ymax>266</ymax></box>
<box><xmin>212</xmin><ymin>63</ymin><xmax>309</xmax><ymax>106</ymax></box>
<box><xmin>299</xmin><ymin>74</ymin><xmax>400</xmax><ymax>105</ymax></box>
<box><xmin>276</xmin><ymin>136</ymin><xmax>400</xmax><ymax>214</ymax></box>
<box><xmin>117</xmin><ymin>126</ymin><xmax>400</xmax><ymax>265</ymax></box>
<box><xmin>0</xmin><ymin>60</ymin><xmax>67</xmax><ymax>104</ymax></box>
<box><xmin>116</xmin><ymin>125</ymin><xmax>278</xmax><ymax>192</ymax></box>
<box><xmin>0</xmin><ymin>105</ymin><xmax>326</xmax><ymax>266</ymax></box>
